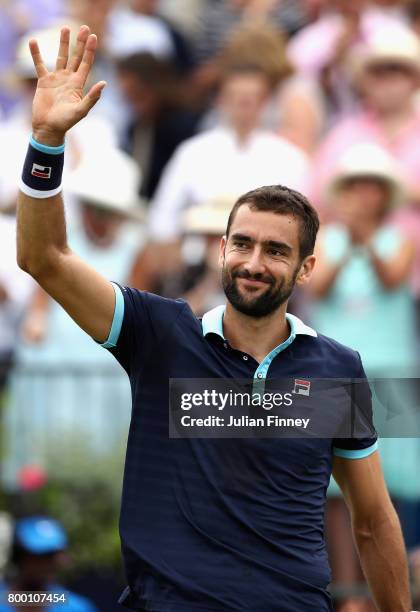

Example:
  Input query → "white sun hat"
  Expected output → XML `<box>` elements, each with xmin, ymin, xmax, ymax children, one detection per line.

<box><xmin>15</xmin><ymin>22</ymin><xmax>79</xmax><ymax>78</ymax></box>
<box><xmin>66</xmin><ymin>147</ymin><xmax>146</xmax><ymax>221</ymax></box>
<box><xmin>350</xmin><ymin>25</ymin><xmax>420</xmax><ymax>78</ymax></box>
<box><xmin>182</xmin><ymin>196</ymin><xmax>238</xmax><ymax>236</ymax></box>
<box><xmin>326</xmin><ymin>142</ymin><xmax>405</xmax><ymax>209</ymax></box>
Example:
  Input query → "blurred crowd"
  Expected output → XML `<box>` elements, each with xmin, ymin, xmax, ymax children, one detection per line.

<box><xmin>1</xmin><ymin>0</ymin><xmax>420</xmax><ymax>610</ymax></box>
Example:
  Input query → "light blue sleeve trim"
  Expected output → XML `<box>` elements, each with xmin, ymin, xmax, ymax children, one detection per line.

<box><xmin>333</xmin><ymin>440</ymin><xmax>378</xmax><ymax>459</ymax></box>
<box><xmin>100</xmin><ymin>283</ymin><xmax>125</xmax><ymax>349</ymax></box>
<box><xmin>30</xmin><ymin>134</ymin><xmax>65</xmax><ymax>155</ymax></box>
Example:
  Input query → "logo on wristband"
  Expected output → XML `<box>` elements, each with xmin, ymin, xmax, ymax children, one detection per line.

<box><xmin>31</xmin><ymin>163</ymin><xmax>52</xmax><ymax>179</ymax></box>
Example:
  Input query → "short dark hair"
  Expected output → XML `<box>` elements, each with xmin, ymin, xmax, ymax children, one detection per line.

<box><xmin>226</xmin><ymin>185</ymin><xmax>320</xmax><ymax>260</ymax></box>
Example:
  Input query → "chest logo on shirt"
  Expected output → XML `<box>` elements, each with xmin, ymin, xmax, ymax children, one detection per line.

<box><xmin>293</xmin><ymin>379</ymin><xmax>311</xmax><ymax>396</ymax></box>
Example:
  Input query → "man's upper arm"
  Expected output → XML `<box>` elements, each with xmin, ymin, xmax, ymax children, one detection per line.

<box><xmin>36</xmin><ymin>250</ymin><xmax>116</xmax><ymax>343</ymax></box>
<box><xmin>333</xmin><ymin>450</ymin><xmax>392</xmax><ymax>523</ymax></box>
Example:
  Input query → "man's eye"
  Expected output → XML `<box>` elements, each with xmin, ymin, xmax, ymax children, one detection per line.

<box><xmin>234</xmin><ymin>242</ymin><xmax>248</xmax><ymax>249</ymax></box>
<box><xmin>268</xmin><ymin>249</ymin><xmax>282</xmax><ymax>257</ymax></box>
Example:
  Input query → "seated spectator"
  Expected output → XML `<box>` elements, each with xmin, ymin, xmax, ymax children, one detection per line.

<box><xmin>0</xmin><ymin>516</ymin><xmax>98</xmax><ymax>611</ymax></box>
<box><xmin>310</xmin><ymin>143</ymin><xmax>416</xmax><ymax>374</ymax></box>
<box><xmin>219</xmin><ymin>22</ymin><xmax>325</xmax><ymax>152</ymax></box>
<box><xmin>287</xmin><ymin>0</ymin><xmax>407</xmax><ymax>123</ymax></box>
<box><xmin>308</xmin><ymin>144</ymin><xmax>420</xmax><ymax>596</ymax></box>
<box><xmin>141</xmin><ymin>64</ymin><xmax>309</xmax><ymax>291</ymax></box>
<box><xmin>116</xmin><ymin>53</ymin><xmax>200</xmax><ymax>200</ymax></box>
<box><xmin>311</xmin><ymin>25</ymin><xmax>420</xmax><ymax>332</ymax></box>
<box><xmin>149</xmin><ymin>64</ymin><xmax>309</xmax><ymax>243</ymax></box>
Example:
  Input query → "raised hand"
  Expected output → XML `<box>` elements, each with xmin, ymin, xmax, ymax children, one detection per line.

<box><xmin>29</xmin><ymin>25</ymin><xmax>106</xmax><ymax>146</ymax></box>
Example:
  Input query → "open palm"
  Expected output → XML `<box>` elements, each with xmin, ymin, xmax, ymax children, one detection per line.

<box><xmin>30</xmin><ymin>25</ymin><xmax>106</xmax><ymax>143</ymax></box>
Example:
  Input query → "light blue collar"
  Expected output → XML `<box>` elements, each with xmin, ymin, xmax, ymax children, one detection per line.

<box><xmin>202</xmin><ymin>305</ymin><xmax>317</xmax><ymax>340</ymax></box>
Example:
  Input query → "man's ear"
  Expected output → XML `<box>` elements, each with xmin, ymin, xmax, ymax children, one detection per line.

<box><xmin>218</xmin><ymin>235</ymin><xmax>227</xmax><ymax>268</ymax></box>
<box><xmin>295</xmin><ymin>254</ymin><xmax>316</xmax><ymax>286</ymax></box>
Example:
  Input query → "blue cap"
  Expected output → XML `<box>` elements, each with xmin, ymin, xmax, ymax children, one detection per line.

<box><xmin>15</xmin><ymin>516</ymin><xmax>68</xmax><ymax>554</ymax></box>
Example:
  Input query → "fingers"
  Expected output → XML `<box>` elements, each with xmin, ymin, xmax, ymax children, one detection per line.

<box><xmin>56</xmin><ymin>26</ymin><xmax>70</xmax><ymax>70</ymax></box>
<box><xmin>76</xmin><ymin>33</ymin><xmax>98</xmax><ymax>87</ymax></box>
<box><xmin>77</xmin><ymin>81</ymin><xmax>107</xmax><ymax>117</ymax></box>
<box><xmin>28</xmin><ymin>39</ymin><xmax>48</xmax><ymax>78</ymax></box>
<box><xmin>68</xmin><ymin>25</ymin><xmax>91</xmax><ymax>72</ymax></box>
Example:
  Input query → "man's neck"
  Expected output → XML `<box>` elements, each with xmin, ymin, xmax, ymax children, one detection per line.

<box><xmin>223</xmin><ymin>303</ymin><xmax>291</xmax><ymax>363</ymax></box>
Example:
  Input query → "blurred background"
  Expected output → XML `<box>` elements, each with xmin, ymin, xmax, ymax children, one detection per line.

<box><xmin>1</xmin><ymin>0</ymin><xmax>420</xmax><ymax>610</ymax></box>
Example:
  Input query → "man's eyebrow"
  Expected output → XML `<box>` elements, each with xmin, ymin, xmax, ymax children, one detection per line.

<box><xmin>230</xmin><ymin>233</ymin><xmax>253</xmax><ymax>242</ymax></box>
<box><xmin>264</xmin><ymin>240</ymin><xmax>293</xmax><ymax>253</ymax></box>
<box><xmin>230</xmin><ymin>233</ymin><xmax>293</xmax><ymax>253</ymax></box>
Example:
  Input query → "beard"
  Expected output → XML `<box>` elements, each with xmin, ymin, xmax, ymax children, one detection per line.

<box><xmin>222</xmin><ymin>264</ymin><xmax>298</xmax><ymax>318</ymax></box>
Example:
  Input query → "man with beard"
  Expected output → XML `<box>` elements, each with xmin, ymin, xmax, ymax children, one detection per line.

<box><xmin>16</xmin><ymin>25</ymin><xmax>411</xmax><ymax>612</ymax></box>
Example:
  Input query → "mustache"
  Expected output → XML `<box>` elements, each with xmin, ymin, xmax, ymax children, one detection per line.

<box><xmin>232</xmin><ymin>269</ymin><xmax>274</xmax><ymax>285</ymax></box>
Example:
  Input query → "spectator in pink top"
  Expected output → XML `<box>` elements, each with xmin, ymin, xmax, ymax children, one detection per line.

<box><xmin>311</xmin><ymin>24</ymin><xmax>420</xmax><ymax>335</ymax></box>
<box><xmin>288</xmin><ymin>0</ymin><xmax>407</xmax><ymax>122</ymax></box>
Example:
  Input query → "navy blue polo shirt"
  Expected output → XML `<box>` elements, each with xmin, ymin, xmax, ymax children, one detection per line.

<box><xmin>102</xmin><ymin>284</ymin><xmax>377</xmax><ymax>612</ymax></box>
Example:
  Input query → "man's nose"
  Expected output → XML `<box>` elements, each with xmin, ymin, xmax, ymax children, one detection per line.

<box><xmin>243</xmin><ymin>247</ymin><xmax>266</xmax><ymax>275</ymax></box>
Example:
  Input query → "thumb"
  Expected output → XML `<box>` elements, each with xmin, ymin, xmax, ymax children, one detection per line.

<box><xmin>77</xmin><ymin>80</ymin><xmax>107</xmax><ymax>118</ymax></box>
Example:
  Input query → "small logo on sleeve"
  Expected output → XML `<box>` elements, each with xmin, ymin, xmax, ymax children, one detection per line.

<box><xmin>293</xmin><ymin>379</ymin><xmax>311</xmax><ymax>396</ymax></box>
<box><xmin>31</xmin><ymin>163</ymin><xmax>52</xmax><ymax>179</ymax></box>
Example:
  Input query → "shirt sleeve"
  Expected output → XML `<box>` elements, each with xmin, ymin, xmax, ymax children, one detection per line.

<box><xmin>332</xmin><ymin>352</ymin><xmax>378</xmax><ymax>459</ymax></box>
<box><xmin>99</xmin><ymin>283</ymin><xmax>187</xmax><ymax>375</ymax></box>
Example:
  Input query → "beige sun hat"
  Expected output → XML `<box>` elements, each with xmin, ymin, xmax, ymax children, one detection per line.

<box><xmin>15</xmin><ymin>23</ymin><xmax>79</xmax><ymax>78</ymax></box>
<box><xmin>326</xmin><ymin>143</ymin><xmax>405</xmax><ymax>209</ymax></box>
<box><xmin>183</xmin><ymin>196</ymin><xmax>238</xmax><ymax>236</ymax></box>
<box><xmin>66</xmin><ymin>147</ymin><xmax>146</xmax><ymax>221</ymax></box>
<box><xmin>350</xmin><ymin>25</ymin><xmax>420</xmax><ymax>79</ymax></box>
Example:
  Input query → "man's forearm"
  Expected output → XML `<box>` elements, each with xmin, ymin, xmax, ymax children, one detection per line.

<box><xmin>17</xmin><ymin>186</ymin><xmax>69</xmax><ymax>278</ymax></box>
<box><xmin>17</xmin><ymin>127</ymin><xmax>68</xmax><ymax>276</ymax></box>
<box><xmin>353</xmin><ymin>508</ymin><xmax>411</xmax><ymax>611</ymax></box>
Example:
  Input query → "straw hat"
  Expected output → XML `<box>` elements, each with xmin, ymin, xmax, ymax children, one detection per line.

<box><xmin>350</xmin><ymin>26</ymin><xmax>420</xmax><ymax>78</ymax></box>
<box><xmin>15</xmin><ymin>23</ymin><xmax>79</xmax><ymax>78</ymax></box>
<box><xmin>326</xmin><ymin>143</ymin><xmax>405</xmax><ymax>209</ymax></box>
<box><xmin>183</xmin><ymin>196</ymin><xmax>238</xmax><ymax>236</ymax></box>
<box><xmin>66</xmin><ymin>147</ymin><xmax>146</xmax><ymax>221</ymax></box>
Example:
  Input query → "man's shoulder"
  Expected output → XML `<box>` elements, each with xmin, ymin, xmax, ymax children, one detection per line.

<box><xmin>122</xmin><ymin>287</ymin><xmax>189</xmax><ymax>313</ymax></box>
<box><xmin>311</xmin><ymin>333</ymin><xmax>360</xmax><ymax>370</ymax></box>
<box><xmin>120</xmin><ymin>288</ymin><xmax>198</xmax><ymax>334</ymax></box>
<box><xmin>297</xmin><ymin>333</ymin><xmax>363</xmax><ymax>378</ymax></box>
